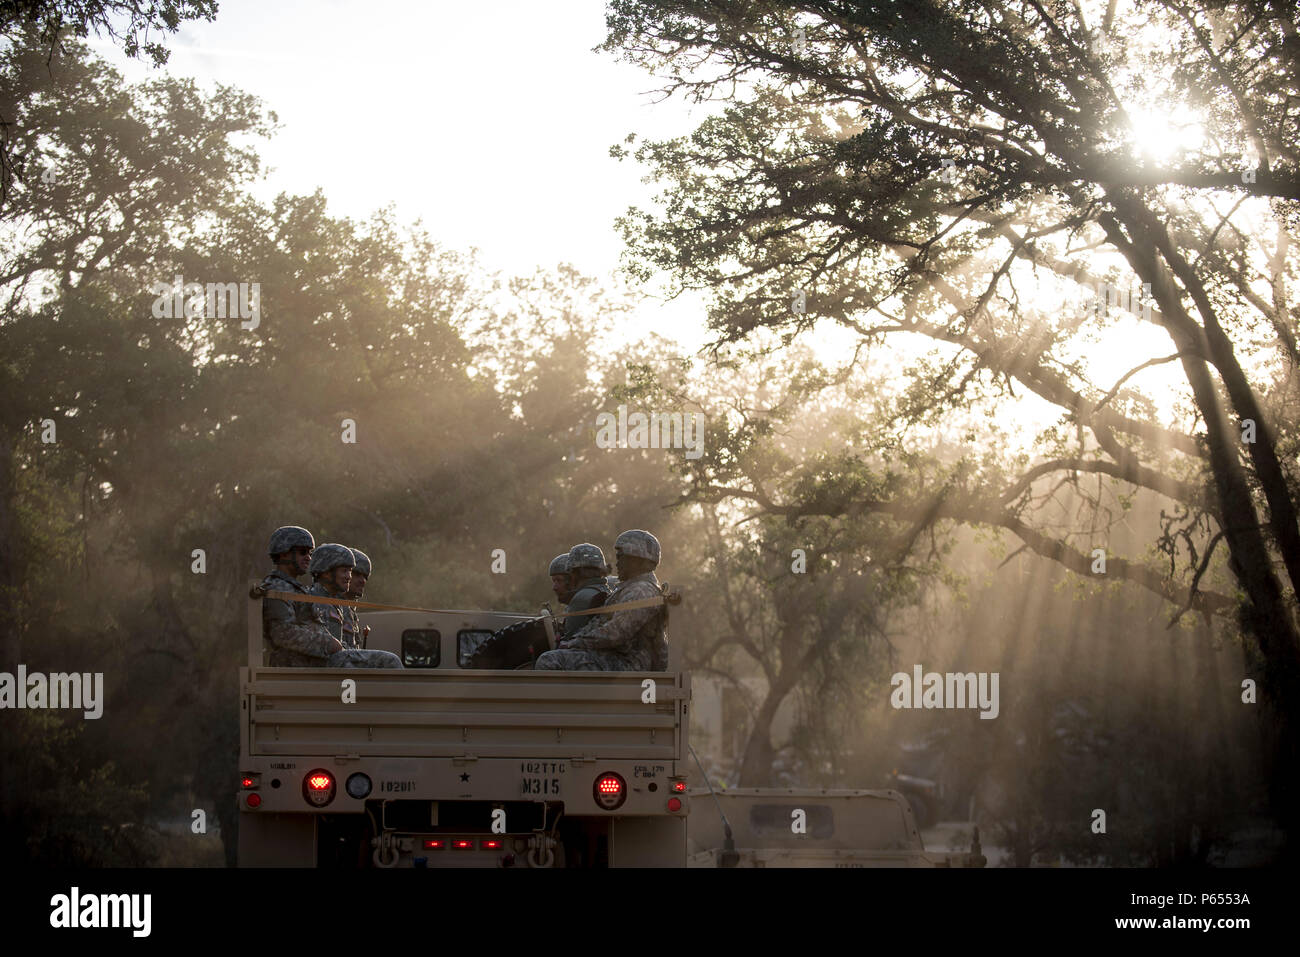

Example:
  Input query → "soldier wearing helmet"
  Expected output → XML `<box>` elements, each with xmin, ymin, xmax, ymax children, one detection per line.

<box><xmin>260</xmin><ymin>526</ymin><xmax>343</xmax><ymax>666</ymax></box>
<box><xmin>307</xmin><ymin>544</ymin><xmax>358</xmax><ymax>642</ymax></box>
<box><xmin>536</xmin><ymin>529</ymin><xmax>669</xmax><ymax>672</ymax></box>
<box><xmin>342</xmin><ymin>547</ymin><xmax>372</xmax><ymax>649</ymax></box>
<box><xmin>549</xmin><ymin>552</ymin><xmax>575</xmax><ymax>607</ymax></box>
<box><xmin>258</xmin><ymin>535</ymin><xmax>400</xmax><ymax>670</ymax></box>
<box><xmin>308</xmin><ymin>543</ymin><xmax>403</xmax><ymax>669</ymax></box>
<box><xmin>561</xmin><ymin>543</ymin><xmax>611</xmax><ymax>639</ymax></box>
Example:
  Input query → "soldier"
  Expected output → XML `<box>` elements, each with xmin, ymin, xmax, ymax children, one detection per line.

<box><xmin>343</xmin><ymin>547</ymin><xmax>372</xmax><ymax>649</ymax></box>
<box><xmin>535</xmin><ymin>529</ymin><xmax>668</xmax><ymax>672</ymax></box>
<box><xmin>260</xmin><ymin>526</ymin><xmax>341</xmax><ymax>667</ymax></box>
<box><xmin>307</xmin><ymin>544</ymin><xmax>355</xmax><ymax>641</ymax></box>
<box><xmin>549</xmin><ymin>552</ymin><xmax>575</xmax><ymax>606</ymax></box>
<box><xmin>562</xmin><ymin>543</ymin><xmax>611</xmax><ymax>639</ymax></box>
<box><xmin>307</xmin><ymin>543</ymin><xmax>403</xmax><ymax>669</ymax></box>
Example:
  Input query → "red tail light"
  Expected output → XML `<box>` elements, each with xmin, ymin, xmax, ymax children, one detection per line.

<box><xmin>241</xmin><ymin>776</ymin><xmax>255</xmax><ymax>789</ymax></box>
<box><xmin>593</xmin><ymin>772</ymin><xmax>627</xmax><ymax>810</ymax></box>
<box><xmin>482</xmin><ymin>839</ymin><xmax>501</xmax><ymax>849</ymax></box>
<box><xmin>423</xmin><ymin>839</ymin><xmax>444</xmax><ymax>849</ymax></box>
<box><xmin>246</xmin><ymin>793</ymin><xmax>262</xmax><ymax>809</ymax></box>
<box><xmin>667</xmin><ymin>797</ymin><xmax>682</xmax><ymax>812</ymax></box>
<box><xmin>671</xmin><ymin>781</ymin><xmax>687</xmax><ymax>793</ymax></box>
<box><xmin>453</xmin><ymin>839</ymin><xmax>473</xmax><ymax>849</ymax></box>
<box><xmin>302</xmin><ymin>769</ymin><xmax>336</xmax><ymax>807</ymax></box>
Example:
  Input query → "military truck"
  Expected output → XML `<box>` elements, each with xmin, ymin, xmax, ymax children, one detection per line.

<box><xmin>237</xmin><ymin>593</ymin><xmax>690</xmax><ymax>867</ymax></box>
<box><xmin>686</xmin><ymin>788</ymin><xmax>986</xmax><ymax>867</ymax></box>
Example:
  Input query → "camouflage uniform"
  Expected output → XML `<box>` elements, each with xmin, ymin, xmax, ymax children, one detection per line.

<box><xmin>342</xmin><ymin>548</ymin><xmax>371</xmax><ymax>649</ymax></box>
<box><xmin>321</xmin><ymin>605</ymin><xmax>404</xmax><ymax>665</ymax></box>
<box><xmin>325</xmin><ymin>646</ymin><xmax>404</xmax><ymax>669</ymax></box>
<box><xmin>308</xmin><ymin>580</ymin><xmax>350</xmax><ymax>640</ymax></box>
<box><xmin>263</xmin><ymin>572</ymin><xmax>402</xmax><ymax>668</ymax></box>
<box><xmin>340</xmin><ymin>605</ymin><xmax>363</xmax><ymax>649</ymax></box>
<box><xmin>535</xmin><ymin>572</ymin><xmax>667</xmax><ymax>671</ymax></box>
<box><xmin>261</xmin><ymin>569</ymin><xmax>338</xmax><ymax>667</ymax></box>
<box><xmin>259</xmin><ymin>540</ymin><xmax>401</xmax><ymax>669</ymax></box>
<box><xmin>311</xmin><ymin>544</ymin><xmax>403</xmax><ymax>670</ymax></box>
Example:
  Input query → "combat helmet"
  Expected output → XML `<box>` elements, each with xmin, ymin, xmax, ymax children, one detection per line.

<box><xmin>349</xmin><ymin>548</ymin><xmax>372</xmax><ymax>577</ymax></box>
<box><xmin>309</xmin><ymin>543</ymin><xmax>356</xmax><ymax>578</ymax></box>
<box><xmin>269</xmin><ymin>525</ymin><xmax>314</xmax><ymax>560</ymax></box>
<box><xmin>614</xmin><ymin>529</ymin><xmax>660</xmax><ymax>564</ymax></box>
<box><xmin>568</xmin><ymin>542</ymin><xmax>607</xmax><ymax>572</ymax></box>
<box><xmin>548</xmin><ymin>553</ymin><xmax>572</xmax><ymax>576</ymax></box>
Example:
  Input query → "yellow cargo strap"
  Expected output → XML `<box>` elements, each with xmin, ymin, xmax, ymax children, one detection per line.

<box><xmin>552</xmin><ymin>595</ymin><xmax>675</xmax><ymax>616</ymax></box>
<box><xmin>559</xmin><ymin>584</ymin><xmax>681</xmax><ymax>617</ymax></box>
<box><xmin>252</xmin><ymin>587</ymin><xmax>679</xmax><ymax>618</ymax></box>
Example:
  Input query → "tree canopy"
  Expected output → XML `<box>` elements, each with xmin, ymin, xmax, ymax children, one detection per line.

<box><xmin>600</xmin><ymin>0</ymin><xmax>1300</xmax><ymax>832</ymax></box>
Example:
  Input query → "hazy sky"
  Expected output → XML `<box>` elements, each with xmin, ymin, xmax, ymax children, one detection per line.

<box><xmin>91</xmin><ymin>0</ymin><xmax>716</xmax><ymax>344</ymax></box>
<box><xmin>84</xmin><ymin>0</ymin><xmax>1185</xmax><ymax>426</ymax></box>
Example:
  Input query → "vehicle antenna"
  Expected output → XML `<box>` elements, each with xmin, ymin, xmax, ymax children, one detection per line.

<box><xmin>689</xmin><ymin>744</ymin><xmax>739</xmax><ymax>868</ymax></box>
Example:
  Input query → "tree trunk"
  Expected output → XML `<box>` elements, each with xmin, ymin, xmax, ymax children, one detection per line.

<box><xmin>736</xmin><ymin>700</ymin><xmax>777</xmax><ymax>787</ymax></box>
<box><xmin>737</xmin><ymin>674</ymin><xmax>798</xmax><ymax>786</ymax></box>
<box><xmin>1125</xmin><ymin>198</ymin><xmax>1300</xmax><ymax>605</ymax></box>
<box><xmin>1102</xmin><ymin>208</ymin><xmax>1300</xmax><ymax>852</ymax></box>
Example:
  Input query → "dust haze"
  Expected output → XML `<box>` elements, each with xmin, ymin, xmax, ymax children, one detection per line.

<box><xmin>1</xmin><ymin>1</ymin><xmax>1295</xmax><ymax>868</ymax></box>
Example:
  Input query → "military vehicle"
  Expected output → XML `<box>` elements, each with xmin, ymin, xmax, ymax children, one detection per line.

<box><xmin>237</xmin><ymin>593</ymin><xmax>690</xmax><ymax>867</ymax></box>
<box><xmin>238</xmin><ymin>589</ymin><xmax>984</xmax><ymax>868</ymax></box>
<box><xmin>686</xmin><ymin>788</ymin><xmax>986</xmax><ymax>868</ymax></box>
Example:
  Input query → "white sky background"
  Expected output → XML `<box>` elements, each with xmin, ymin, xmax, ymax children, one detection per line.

<box><xmin>91</xmin><ymin>0</ymin><xmax>716</xmax><ymax>347</ymax></box>
<box><xmin>84</xmin><ymin>0</ymin><xmax>1191</xmax><ymax>440</ymax></box>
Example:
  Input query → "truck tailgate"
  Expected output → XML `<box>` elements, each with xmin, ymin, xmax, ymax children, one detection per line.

<box><xmin>242</xmin><ymin>668</ymin><xmax>687</xmax><ymax>760</ymax></box>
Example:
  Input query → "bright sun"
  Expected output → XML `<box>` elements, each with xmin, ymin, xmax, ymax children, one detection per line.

<box><xmin>1127</xmin><ymin>105</ymin><xmax>1207</xmax><ymax>164</ymax></box>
